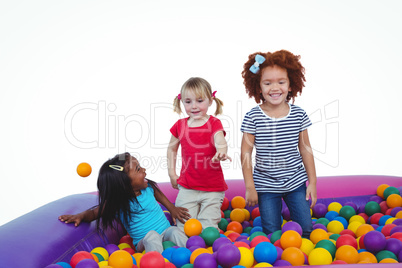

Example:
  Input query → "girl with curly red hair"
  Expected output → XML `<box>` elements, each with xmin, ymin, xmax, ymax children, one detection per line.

<box><xmin>240</xmin><ymin>50</ymin><xmax>317</xmax><ymax>238</ymax></box>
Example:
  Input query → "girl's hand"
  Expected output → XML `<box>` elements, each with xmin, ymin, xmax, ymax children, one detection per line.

<box><xmin>245</xmin><ymin>188</ymin><xmax>258</xmax><ymax>207</ymax></box>
<box><xmin>211</xmin><ymin>152</ymin><xmax>232</xmax><ymax>162</ymax></box>
<box><xmin>306</xmin><ymin>183</ymin><xmax>317</xmax><ymax>208</ymax></box>
<box><xmin>169</xmin><ymin>206</ymin><xmax>190</xmax><ymax>225</ymax></box>
<box><xmin>170</xmin><ymin>175</ymin><xmax>179</xmax><ymax>189</ymax></box>
<box><xmin>58</xmin><ymin>214</ymin><xmax>84</xmax><ymax>227</ymax></box>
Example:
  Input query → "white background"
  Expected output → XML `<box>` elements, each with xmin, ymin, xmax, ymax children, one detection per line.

<box><xmin>1</xmin><ymin>0</ymin><xmax>401</xmax><ymax>226</ymax></box>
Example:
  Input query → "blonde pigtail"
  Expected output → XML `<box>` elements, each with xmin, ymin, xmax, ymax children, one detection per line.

<box><xmin>213</xmin><ymin>97</ymin><xmax>224</xmax><ymax>116</ymax></box>
<box><xmin>173</xmin><ymin>96</ymin><xmax>182</xmax><ymax>114</ymax></box>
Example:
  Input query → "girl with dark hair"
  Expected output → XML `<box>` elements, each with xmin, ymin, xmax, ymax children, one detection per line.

<box><xmin>59</xmin><ymin>152</ymin><xmax>189</xmax><ymax>253</ymax></box>
<box><xmin>240</xmin><ymin>50</ymin><xmax>317</xmax><ymax>238</ymax></box>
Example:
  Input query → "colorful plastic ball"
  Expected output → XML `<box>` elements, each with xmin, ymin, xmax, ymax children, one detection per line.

<box><xmin>336</xmin><ymin>234</ymin><xmax>358</xmax><ymax>249</ymax></box>
<box><xmin>308</xmin><ymin>248</ymin><xmax>332</xmax><ymax>265</ymax></box>
<box><xmin>377</xmin><ymin>184</ymin><xmax>390</xmax><ymax>199</ymax></box>
<box><xmin>163</xmin><ymin>240</ymin><xmax>176</xmax><ymax>250</ymax></box>
<box><xmin>313</xmin><ymin>223</ymin><xmax>327</xmax><ymax>231</ymax></box>
<box><xmin>380</xmin><ymin>258</ymin><xmax>399</xmax><ymax>263</ymax></box>
<box><xmin>70</xmin><ymin>251</ymin><xmax>94</xmax><ymax>268</ymax></box>
<box><xmin>249</xmin><ymin>231</ymin><xmax>267</xmax><ymax>242</ymax></box>
<box><xmin>184</xmin><ymin>218</ymin><xmax>203</xmax><ymax>237</ymax></box>
<box><xmin>312</xmin><ymin>203</ymin><xmax>327</xmax><ymax>218</ymax></box>
<box><xmin>76</xmin><ymin>162</ymin><xmax>92</xmax><ymax>177</ymax></box>
<box><xmin>226</xmin><ymin>221</ymin><xmax>243</xmax><ymax>234</ymax></box>
<box><xmin>162</xmin><ymin>247</ymin><xmax>176</xmax><ymax>262</ymax></box>
<box><xmin>221</xmin><ymin>197</ymin><xmax>230</xmax><ymax>210</ymax></box>
<box><xmin>339</xmin><ymin>205</ymin><xmax>356</xmax><ymax>221</ymax></box>
<box><xmin>365</xmin><ymin>201</ymin><xmax>382</xmax><ymax>216</ymax></box>
<box><xmin>282</xmin><ymin>221</ymin><xmax>303</xmax><ymax>236</ymax></box>
<box><xmin>364</xmin><ymin>231</ymin><xmax>387</xmax><ymax>253</ymax></box>
<box><xmin>75</xmin><ymin>259</ymin><xmax>98</xmax><ymax>268</ymax></box>
<box><xmin>254</xmin><ymin>262</ymin><xmax>273</xmax><ymax>267</ymax></box>
<box><xmin>216</xmin><ymin>243</ymin><xmax>241</xmax><ymax>268</ymax></box>
<box><xmin>251</xmin><ymin>207</ymin><xmax>260</xmax><ymax>219</ymax></box>
<box><xmin>186</xmin><ymin>235</ymin><xmax>206</xmax><ymax>249</ymax></box>
<box><xmin>250</xmin><ymin>235</ymin><xmax>270</xmax><ymax>248</ymax></box>
<box><xmin>231</xmin><ymin>196</ymin><xmax>246</xmax><ymax>209</ymax></box>
<box><xmin>269</xmin><ymin>230</ymin><xmax>282</xmax><ymax>244</ymax></box>
<box><xmin>358</xmin><ymin>251</ymin><xmax>377</xmax><ymax>263</ymax></box>
<box><xmin>328</xmin><ymin>202</ymin><xmax>342</xmax><ymax>213</ymax></box>
<box><xmin>200</xmin><ymin>227</ymin><xmax>220</xmax><ymax>246</ymax></box>
<box><xmin>355</xmin><ymin>224</ymin><xmax>375</xmax><ymax>238</ymax></box>
<box><xmin>387</xmin><ymin>194</ymin><xmax>402</xmax><ymax>208</ymax></box>
<box><xmin>218</xmin><ymin>218</ymin><xmax>229</xmax><ymax>232</ymax></box>
<box><xmin>376</xmin><ymin>250</ymin><xmax>398</xmax><ymax>262</ymax></box>
<box><xmin>310</xmin><ymin>228</ymin><xmax>329</xmax><ymax>244</ymax></box>
<box><xmin>315</xmin><ymin>239</ymin><xmax>336</xmax><ymax>259</ymax></box>
<box><xmin>281</xmin><ymin>247</ymin><xmax>304</xmax><ymax>266</ymax></box>
<box><xmin>90</xmin><ymin>247</ymin><xmax>109</xmax><ymax>261</ymax></box>
<box><xmin>138</xmin><ymin>251</ymin><xmax>165</xmax><ymax>268</ymax></box>
<box><xmin>325</xmin><ymin>211</ymin><xmax>339</xmax><ymax>221</ymax></box>
<box><xmin>108</xmin><ymin>250</ymin><xmax>133</xmax><ymax>268</ymax></box>
<box><xmin>385</xmin><ymin>238</ymin><xmax>402</xmax><ymax>256</ymax></box>
<box><xmin>230</xmin><ymin>208</ymin><xmax>246</xmax><ymax>223</ymax></box>
<box><xmin>242</xmin><ymin>209</ymin><xmax>251</xmax><ymax>221</ymax></box>
<box><xmin>335</xmin><ymin>245</ymin><xmax>359</xmax><ymax>264</ymax></box>
<box><xmin>249</xmin><ymin>226</ymin><xmax>263</xmax><ymax>235</ymax></box>
<box><xmin>299</xmin><ymin>238</ymin><xmax>314</xmax><ymax>255</ymax></box>
<box><xmin>193</xmin><ymin>252</ymin><xmax>217</xmax><ymax>268</ymax></box>
<box><xmin>212</xmin><ymin>237</ymin><xmax>232</xmax><ymax>252</ymax></box>
<box><xmin>227</xmin><ymin>231</ymin><xmax>241</xmax><ymax>242</ymax></box>
<box><xmin>171</xmin><ymin>247</ymin><xmax>191</xmax><ymax>268</ymax></box>
<box><xmin>383</xmin><ymin>186</ymin><xmax>400</xmax><ymax>199</ymax></box>
<box><xmin>273</xmin><ymin>259</ymin><xmax>291</xmax><ymax>266</ymax></box>
<box><xmin>327</xmin><ymin>220</ymin><xmax>344</xmax><ymax>234</ymax></box>
<box><xmin>237</xmin><ymin>247</ymin><xmax>254</xmax><ymax>268</ymax></box>
<box><xmin>280</xmin><ymin>230</ymin><xmax>302</xmax><ymax>249</ymax></box>
<box><xmin>253</xmin><ymin>241</ymin><xmax>277</xmax><ymax>264</ymax></box>
<box><xmin>347</xmin><ymin>221</ymin><xmax>362</xmax><ymax>234</ymax></box>
<box><xmin>55</xmin><ymin>262</ymin><xmax>72</xmax><ymax>268</ymax></box>
<box><xmin>105</xmin><ymin>244</ymin><xmax>119</xmax><ymax>256</ymax></box>
<box><xmin>189</xmin><ymin>248</ymin><xmax>210</xmax><ymax>264</ymax></box>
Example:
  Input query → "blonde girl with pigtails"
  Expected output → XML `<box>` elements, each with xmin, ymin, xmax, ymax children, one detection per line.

<box><xmin>167</xmin><ymin>77</ymin><xmax>231</xmax><ymax>231</ymax></box>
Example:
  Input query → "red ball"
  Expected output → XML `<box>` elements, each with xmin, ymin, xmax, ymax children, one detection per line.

<box><xmin>381</xmin><ymin>224</ymin><xmax>397</xmax><ymax>237</ymax></box>
<box><xmin>140</xmin><ymin>251</ymin><xmax>165</xmax><ymax>268</ymax></box>
<box><xmin>234</xmin><ymin>241</ymin><xmax>250</xmax><ymax>249</ymax></box>
<box><xmin>221</xmin><ymin>197</ymin><xmax>230</xmax><ymax>211</ymax></box>
<box><xmin>251</xmin><ymin>207</ymin><xmax>260</xmax><ymax>220</ymax></box>
<box><xmin>70</xmin><ymin>251</ymin><xmax>94</xmax><ymax>268</ymax></box>
<box><xmin>370</xmin><ymin>213</ymin><xmax>384</xmax><ymax>225</ymax></box>
<box><xmin>336</xmin><ymin>234</ymin><xmax>358</xmax><ymax>249</ymax></box>
<box><xmin>390</xmin><ymin>232</ymin><xmax>402</xmax><ymax>243</ymax></box>
<box><xmin>227</xmin><ymin>232</ymin><xmax>241</xmax><ymax>242</ymax></box>
<box><xmin>120</xmin><ymin>234</ymin><xmax>134</xmax><ymax>248</ymax></box>
<box><xmin>250</xmin><ymin>235</ymin><xmax>270</xmax><ymax>248</ymax></box>
<box><xmin>379</xmin><ymin>201</ymin><xmax>389</xmax><ymax>214</ymax></box>
<box><xmin>359</xmin><ymin>233</ymin><xmax>366</xmax><ymax>249</ymax></box>
<box><xmin>358</xmin><ymin>213</ymin><xmax>369</xmax><ymax>222</ymax></box>
<box><xmin>273</xmin><ymin>238</ymin><xmax>282</xmax><ymax>249</ymax></box>
<box><xmin>123</xmin><ymin>247</ymin><xmax>135</xmax><ymax>255</ymax></box>
<box><xmin>340</xmin><ymin>229</ymin><xmax>356</xmax><ymax>238</ymax></box>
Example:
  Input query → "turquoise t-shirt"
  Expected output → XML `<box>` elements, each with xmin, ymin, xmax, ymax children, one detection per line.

<box><xmin>120</xmin><ymin>185</ymin><xmax>170</xmax><ymax>246</ymax></box>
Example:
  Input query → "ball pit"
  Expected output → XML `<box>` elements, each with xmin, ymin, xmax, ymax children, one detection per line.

<box><xmin>2</xmin><ymin>176</ymin><xmax>402</xmax><ymax>268</ymax></box>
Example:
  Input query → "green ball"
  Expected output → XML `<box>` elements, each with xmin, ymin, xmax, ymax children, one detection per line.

<box><xmin>181</xmin><ymin>264</ymin><xmax>194</xmax><ymax>268</ymax></box>
<box><xmin>375</xmin><ymin>250</ymin><xmax>398</xmax><ymax>262</ymax></box>
<box><xmin>223</xmin><ymin>209</ymin><xmax>231</xmax><ymax>219</ymax></box>
<box><xmin>244</xmin><ymin>226</ymin><xmax>253</xmax><ymax>234</ymax></box>
<box><xmin>316</xmin><ymin>218</ymin><xmax>330</xmax><ymax>227</ymax></box>
<box><xmin>200</xmin><ymin>227</ymin><xmax>220</xmax><ymax>246</ymax></box>
<box><xmin>339</xmin><ymin>206</ymin><xmax>356</xmax><ymax>221</ymax></box>
<box><xmin>365</xmin><ymin>201</ymin><xmax>381</xmax><ymax>216</ymax></box>
<box><xmin>163</xmin><ymin>240</ymin><xmax>176</xmax><ymax>249</ymax></box>
<box><xmin>269</xmin><ymin>230</ymin><xmax>282</xmax><ymax>243</ymax></box>
<box><xmin>329</xmin><ymin>233</ymin><xmax>340</xmax><ymax>241</ymax></box>
<box><xmin>218</xmin><ymin>218</ymin><xmax>228</xmax><ymax>232</ymax></box>
<box><xmin>249</xmin><ymin>231</ymin><xmax>267</xmax><ymax>241</ymax></box>
<box><xmin>315</xmin><ymin>239</ymin><xmax>336</xmax><ymax>259</ymax></box>
<box><xmin>383</xmin><ymin>187</ymin><xmax>400</xmax><ymax>200</ymax></box>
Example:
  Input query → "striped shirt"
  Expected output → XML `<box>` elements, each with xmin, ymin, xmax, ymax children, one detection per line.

<box><xmin>240</xmin><ymin>103</ymin><xmax>311</xmax><ymax>193</ymax></box>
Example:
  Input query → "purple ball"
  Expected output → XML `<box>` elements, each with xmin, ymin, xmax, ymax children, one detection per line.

<box><xmin>212</xmin><ymin>237</ymin><xmax>232</xmax><ymax>252</ymax></box>
<box><xmin>186</xmin><ymin>235</ymin><xmax>206</xmax><ymax>249</ymax></box>
<box><xmin>364</xmin><ymin>231</ymin><xmax>386</xmax><ymax>253</ymax></box>
<box><xmin>392</xmin><ymin>219</ymin><xmax>402</xmax><ymax>226</ymax></box>
<box><xmin>235</xmin><ymin>235</ymin><xmax>249</xmax><ymax>241</ymax></box>
<box><xmin>105</xmin><ymin>244</ymin><xmax>119</xmax><ymax>255</ymax></box>
<box><xmin>273</xmin><ymin>259</ymin><xmax>292</xmax><ymax>266</ymax></box>
<box><xmin>369</xmin><ymin>195</ymin><xmax>383</xmax><ymax>204</ymax></box>
<box><xmin>194</xmin><ymin>252</ymin><xmax>218</xmax><ymax>268</ymax></box>
<box><xmin>236</xmin><ymin>238</ymin><xmax>250</xmax><ymax>245</ymax></box>
<box><xmin>282</xmin><ymin>207</ymin><xmax>291</xmax><ymax>221</ymax></box>
<box><xmin>385</xmin><ymin>238</ymin><xmax>402</xmax><ymax>256</ymax></box>
<box><xmin>398</xmin><ymin>247</ymin><xmax>402</xmax><ymax>262</ymax></box>
<box><xmin>275</xmin><ymin>246</ymin><xmax>283</xmax><ymax>260</ymax></box>
<box><xmin>216</xmin><ymin>244</ymin><xmax>241</xmax><ymax>268</ymax></box>
<box><xmin>357</xmin><ymin>206</ymin><xmax>365</xmax><ymax>213</ymax></box>
<box><xmin>242</xmin><ymin>220</ymin><xmax>252</xmax><ymax>229</ymax></box>
<box><xmin>313</xmin><ymin>223</ymin><xmax>327</xmax><ymax>231</ymax></box>
<box><xmin>391</xmin><ymin>207</ymin><xmax>402</xmax><ymax>217</ymax></box>
<box><xmin>312</xmin><ymin>203</ymin><xmax>327</xmax><ymax>218</ymax></box>
<box><xmin>282</xmin><ymin>221</ymin><xmax>302</xmax><ymax>236</ymax></box>
<box><xmin>76</xmin><ymin>259</ymin><xmax>99</xmax><ymax>268</ymax></box>
<box><xmin>390</xmin><ymin>225</ymin><xmax>402</xmax><ymax>236</ymax></box>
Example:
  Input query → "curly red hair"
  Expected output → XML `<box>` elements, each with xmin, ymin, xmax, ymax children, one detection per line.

<box><xmin>241</xmin><ymin>50</ymin><xmax>306</xmax><ymax>103</ymax></box>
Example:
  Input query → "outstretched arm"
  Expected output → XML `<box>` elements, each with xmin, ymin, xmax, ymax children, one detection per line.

<box><xmin>154</xmin><ymin>187</ymin><xmax>190</xmax><ymax>225</ymax></box>
<box><xmin>167</xmin><ymin>135</ymin><xmax>180</xmax><ymax>189</ymax></box>
<box><xmin>212</xmin><ymin>131</ymin><xmax>232</xmax><ymax>162</ymax></box>
<box><xmin>299</xmin><ymin>129</ymin><xmax>317</xmax><ymax>208</ymax></box>
<box><xmin>59</xmin><ymin>206</ymin><xmax>99</xmax><ymax>227</ymax></box>
<box><xmin>241</xmin><ymin>132</ymin><xmax>258</xmax><ymax>207</ymax></box>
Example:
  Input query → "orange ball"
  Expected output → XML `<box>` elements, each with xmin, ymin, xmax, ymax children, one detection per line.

<box><xmin>77</xmin><ymin>162</ymin><xmax>92</xmax><ymax>177</ymax></box>
<box><xmin>108</xmin><ymin>250</ymin><xmax>133</xmax><ymax>268</ymax></box>
<box><xmin>358</xmin><ymin>251</ymin><xmax>377</xmax><ymax>263</ymax></box>
<box><xmin>281</xmin><ymin>247</ymin><xmax>305</xmax><ymax>266</ymax></box>
<box><xmin>386</xmin><ymin>194</ymin><xmax>402</xmax><ymax>208</ymax></box>
<box><xmin>280</xmin><ymin>230</ymin><xmax>302</xmax><ymax>249</ymax></box>
<box><xmin>355</xmin><ymin>224</ymin><xmax>374</xmax><ymax>238</ymax></box>
<box><xmin>227</xmin><ymin>221</ymin><xmax>243</xmax><ymax>234</ymax></box>
<box><xmin>377</xmin><ymin>184</ymin><xmax>390</xmax><ymax>199</ymax></box>
<box><xmin>310</xmin><ymin>228</ymin><xmax>329</xmax><ymax>244</ymax></box>
<box><xmin>231</xmin><ymin>196</ymin><xmax>246</xmax><ymax>209</ymax></box>
<box><xmin>335</xmin><ymin>245</ymin><xmax>359</xmax><ymax>264</ymax></box>
<box><xmin>184</xmin><ymin>218</ymin><xmax>203</xmax><ymax>237</ymax></box>
<box><xmin>230</xmin><ymin>208</ymin><xmax>246</xmax><ymax>223</ymax></box>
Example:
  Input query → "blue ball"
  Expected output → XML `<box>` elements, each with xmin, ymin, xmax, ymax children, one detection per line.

<box><xmin>253</xmin><ymin>216</ymin><xmax>262</xmax><ymax>227</ymax></box>
<box><xmin>379</xmin><ymin>215</ymin><xmax>392</xmax><ymax>226</ymax></box>
<box><xmin>171</xmin><ymin>247</ymin><xmax>192</xmax><ymax>268</ymax></box>
<box><xmin>250</xmin><ymin>226</ymin><xmax>263</xmax><ymax>235</ymax></box>
<box><xmin>254</xmin><ymin>241</ymin><xmax>277</xmax><ymax>264</ymax></box>
<box><xmin>325</xmin><ymin>211</ymin><xmax>339</xmax><ymax>221</ymax></box>
<box><xmin>162</xmin><ymin>247</ymin><xmax>176</xmax><ymax>262</ymax></box>
<box><xmin>55</xmin><ymin>263</ymin><xmax>72</xmax><ymax>268</ymax></box>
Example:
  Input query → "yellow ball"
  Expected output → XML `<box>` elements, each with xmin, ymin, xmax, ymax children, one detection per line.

<box><xmin>327</xmin><ymin>220</ymin><xmax>344</xmax><ymax>234</ymax></box>
<box><xmin>77</xmin><ymin>162</ymin><xmax>92</xmax><ymax>177</ymax></box>
<box><xmin>254</xmin><ymin>262</ymin><xmax>273</xmax><ymax>267</ymax></box>
<box><xmin>308</xmin><ymin>248</ymin><xmax>333</xmax><ymax>265</ymax></box>
<box><xmin>300</xmin><ymin>238</ymin><xmax>314</xmax><ymax>255</ymax></box>
<box><xmin>328</xmin><ymin>202</ymin><xmax>342</xmax><ymax>213</ymax></box>
<box><xmin>118</xmin><ymin>243</ymin><xmax>131</xmax><ymax>250</ymax></box>
<box><xmin>349</xmin><ymin>215</ymin><xmax>366</xmax><ymax>225</ymax></box>
<box><xmin>97</xmin><ymin>261</ymin><xmax>110</xmax><ymax>267</ymax></box>
<box><xmin>91</xmin><ymin>247</ymin><xmax>109</xmax><ymax>261</ymax></box>
<box><xmin>238</xmin><ymin>247</ymin><xmax>254</xmax><ymax>268</ymax></box>
<box><xmin>347</xmin><ymin>221</ymin><xmax>362</xmax><ymax>234</ymax></box>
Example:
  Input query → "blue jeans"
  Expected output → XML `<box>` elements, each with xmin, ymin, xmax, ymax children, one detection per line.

<box><xmin>258</xmin><ymin>183</ymin><xmax>312</xmax><ymax>238</ymax></box>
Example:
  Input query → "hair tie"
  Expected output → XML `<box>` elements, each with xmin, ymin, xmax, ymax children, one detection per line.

<box><xmin>249</xmin><ymin>54</ymin><xmax>266</xmax><ymax>74</ymax></box>
<box><xmin>177</xmin><ymin>93</ymin><xmax>181</xmax><ymax>100</ymax></box>
<box><xmin>109</xmin><ymin>165</ymin><xmax>124</xmax><ymax>171</ymax></box>
<box><xmin>212</xmin><ymin>91</ymin><xmax>217</xmax><ymax>98</ymax></box>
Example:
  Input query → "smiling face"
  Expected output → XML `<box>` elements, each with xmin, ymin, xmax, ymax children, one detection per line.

<box><xmin>260</xmin><ymin>65</ymin><xmax>291</xmax><ymax>107</ymax></box>
<box><xmin>182</xmin><ymin>90</ymin><xmax>212</xmax><ymax>122</ymax></box>
<box><xmin>126</xmin><ymin>156</ymin><xmax>148</xmax><ymax>193</ymax></box>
